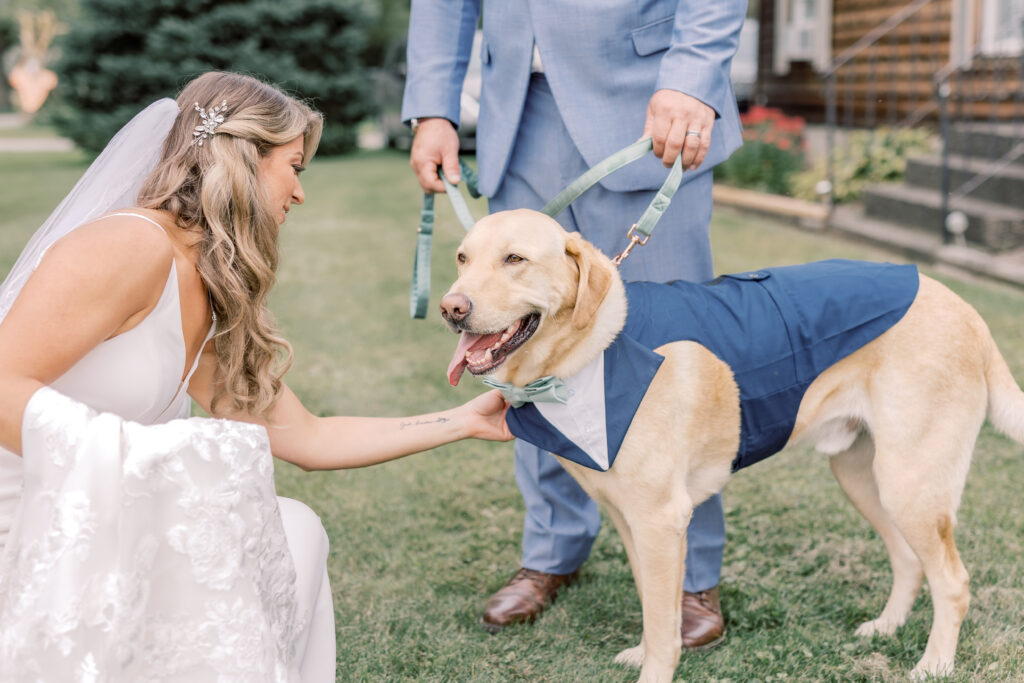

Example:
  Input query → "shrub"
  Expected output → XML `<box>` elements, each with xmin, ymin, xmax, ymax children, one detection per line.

<box><xmin>715</xmin><ymin>106</ymin><xmax>807</xmax><ymax>196</ymax></box>
<box><xmin>49</xmin><ymin>0</ymin><xmax>375</xmax><ymax>155</ymax></box>
<box><xmin>789</xmin><ymin>126</ymin><xmax>936</xmax><ymax>203</ymax></box>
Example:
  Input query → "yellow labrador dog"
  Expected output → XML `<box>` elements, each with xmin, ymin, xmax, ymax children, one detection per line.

<box><xmin>439</xmin><ymin>209</ymin><xmax>1024</xmax><ymax>683</ymax></box>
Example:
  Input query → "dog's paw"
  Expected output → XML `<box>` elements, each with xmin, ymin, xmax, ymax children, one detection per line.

<box><xmin>909</xmin><ymin>656</ymin><xmax>954</xmax><ymax>681</ymax></box>
<box><xmin>614</xmin><ymin>643</ymin><xmax>644</xmax><ymax>668</ymax></box>
<box><xmin>854</xmin><ymin>617</ymin><xmax>901</xmax><ymax>638</ymax></box>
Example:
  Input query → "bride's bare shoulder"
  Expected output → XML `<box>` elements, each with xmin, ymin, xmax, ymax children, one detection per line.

<box><xmin>45</xmin><ymin>211</ymin><xmax>174</xmax><ymax>272</ymax></box>
<box><xmin>35</xmin><ymin>211</ymin><xmax>176</xmax><ymax>298</ymax></box>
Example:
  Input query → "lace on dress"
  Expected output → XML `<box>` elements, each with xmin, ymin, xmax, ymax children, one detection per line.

<box><xmin>0</xmin><ymin>387</ymin><xmax>302</xmax><ymax>682</ymax></box>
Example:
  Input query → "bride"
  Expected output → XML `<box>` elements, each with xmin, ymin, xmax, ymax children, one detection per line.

<box><xmin>0</xmin><ymin>71</ymin><xmax>511</xmax><ymax>681</ymax></box>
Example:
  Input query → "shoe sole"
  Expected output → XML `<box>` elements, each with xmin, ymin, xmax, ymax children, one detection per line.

<box><xmin>479</xmin><ymin>617</ymin><xmax>505</xmax><ymax>634</ymax></box>
<box><xmin>479</xmin><ymin>615</ymin><xmax>537</xmax><ymax>634</ymax></box>
<box><xmin>483</xmin><ymin>615</ymin><xmax>725</xmax><ymax>654</ymax></box>
<box><xmin>682</xmin><ymin>631</ymin><xmax>726</xmax><ymax>653</ymax></box>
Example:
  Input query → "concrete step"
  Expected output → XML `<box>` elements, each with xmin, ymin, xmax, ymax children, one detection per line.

<box><xmin>946</xmin><ymin>122</ymin><xmax>1024</xmax><ymax>162</ymax></box>
<box><xmin>828</xmin><ymin>203</ymin><xmax>1024</xmax><ymax>288</ymax></box>
<box><xmin>862</xmin><ymin>182</ymin><xmax>1024</xmax><ymax>250</ymax></box>
<box><xmin>904</xmin><ymin>153</ymin><xmax>1024</xmax><ymax>209</ymax></box>
<box><xmin>830</xmin><ymin>202</ymin><xmax>943</xmax><ymax>260</ymax></box>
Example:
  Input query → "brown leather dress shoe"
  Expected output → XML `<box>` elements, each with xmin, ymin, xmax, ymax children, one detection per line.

<box><xmin>681</xmin><ymin>586</ymin><xmax>725</xmax><ymax>651</ymax></box>
<box><xmin>481</xmin><ymin>567</ymin><xmax>579</xmax><ymax>633</ymax></box>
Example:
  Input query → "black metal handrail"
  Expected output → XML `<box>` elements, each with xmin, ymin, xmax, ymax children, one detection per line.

<box><xmin>935</xmin><ymin>44</ymin><xmax>1024</xmax><ymax>243</ymax></box>
<box><xmin>825</xmin><ymin>0</ymin><xmax>1024</xmax><ymax>249</ymax></box>
<box><xmin>824</xmin><ymin>0</ymin><xmax>945</xmax><ymax>211</ymax></box>
<box><xmin>824</xmin><ymin>0</ymin><xmax>936</xmax><ymax>76</ymax></box>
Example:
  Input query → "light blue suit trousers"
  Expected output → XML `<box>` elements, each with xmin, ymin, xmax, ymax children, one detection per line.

<box><xmin>489</xmin><ymin>76</ymin><xmax>724</xmax><ymax>591</ymax></box>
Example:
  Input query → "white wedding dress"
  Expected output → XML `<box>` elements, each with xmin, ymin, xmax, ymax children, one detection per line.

<box><xmin>0</xmin><ymin>214</ymin><xmax>336</xmax><ymax>681</ymax></box>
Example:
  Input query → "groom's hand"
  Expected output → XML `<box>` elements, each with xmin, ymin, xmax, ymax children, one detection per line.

<box><xmin>642</xmin><ymin>89</ymin><xmax>715</xmax><ymax>171</ymax></box>
<box><xmin>410</xmin><ymin>117</ymin><xmax>461</xmax><ymax>193</ymax></box>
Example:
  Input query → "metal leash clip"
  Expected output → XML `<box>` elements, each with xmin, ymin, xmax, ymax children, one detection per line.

<box><xmin>611</xmin><ymin>224</ymin><xmax>650</xmax><ymax>266</ymax></box>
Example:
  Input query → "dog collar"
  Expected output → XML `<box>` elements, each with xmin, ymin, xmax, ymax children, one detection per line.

<box><xmin>504</xmin><ymin>334</ymin><xmax>664</xmax><ymax>471</ymax></box>
<box><xmin>481</xmin><ymin>375</ymin><xmax>568</xmax><ymax>408</ymax></box>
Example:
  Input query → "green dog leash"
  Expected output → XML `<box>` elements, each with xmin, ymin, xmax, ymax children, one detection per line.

<box><xmin>410</xmin><ymin>137</ymin><xmax>685</xmax><ymax>318</ymax></box>
<box><xmin>410</xmin><ymin>158</ymin><xmax>480</xmax><ymax>319</ymax></box>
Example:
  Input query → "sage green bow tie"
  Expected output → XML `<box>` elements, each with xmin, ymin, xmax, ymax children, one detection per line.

<box><xmin>481</xmin><ymin>375</ymin><xmax>568</xmax><ymax>408</ymax></box>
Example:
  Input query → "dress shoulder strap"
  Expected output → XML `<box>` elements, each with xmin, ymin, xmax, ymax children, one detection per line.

<box><xmin>104</xmin><ymin>211</ymin><xmax>168</xmax><ymax>236</ymax></box>
<box><xmin>34</xmin><ymin>212</ymin><xmax>170</xmax><ymax>268</ymax></box>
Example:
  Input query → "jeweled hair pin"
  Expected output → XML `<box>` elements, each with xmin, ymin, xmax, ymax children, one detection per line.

<box><xmin>191</xmin><ymin>100</ymin><xmax>229</xmax><ymax>146</ymax></box>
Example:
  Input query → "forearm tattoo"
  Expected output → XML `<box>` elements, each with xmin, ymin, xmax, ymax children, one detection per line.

<box><xmin>398</xmin><ymin>416</ymin><xmax>451</xmax><ymax>430</ymax></box>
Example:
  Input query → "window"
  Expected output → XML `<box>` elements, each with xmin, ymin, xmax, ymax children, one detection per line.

<box><xmin>979</xmin><ymin>0</ymin><xmax>1024</xmax><ymax>56</ymax></box>
<box><xmin>773</xmin><ymin>0</ymin><xmax>832</xmax><ymax>73</ymax></box>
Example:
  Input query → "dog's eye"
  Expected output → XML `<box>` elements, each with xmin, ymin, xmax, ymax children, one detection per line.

<box><xmin>456</xmin><ymin>252</ymin><xmax>466</xmax><ymax>265</ymax></box>
<box><xmin>505</xmin><ymin>254</ymin><xmax>525</xmax><ymax>264</ymax></box>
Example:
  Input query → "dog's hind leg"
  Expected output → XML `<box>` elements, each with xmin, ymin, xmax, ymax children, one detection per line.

<box><xmin>871</xmin><ymin>438</ymin><xmax>976</xmax><ymax>680</ymax></box>
<box><xmin>829</xmin><ymin>433</ymin><xmax>923</xmax><ymax>638</ymax></box>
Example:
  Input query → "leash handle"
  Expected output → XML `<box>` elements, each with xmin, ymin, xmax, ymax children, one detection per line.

<box><xmin>409</xmin><ymin>193</ymin><xmax>435</xmax><ymax>318</ymax></box>
<box><xmin>634</xmin><ymin>152</ymin><xmax>684</xmax><ymax>239</ymax></box>
<box><xmin>410</xmin><ymin>158</ymin><xmax>480</xmax><ymax>319</ymax></box>
<box><xmin>541</xmin><ymin>137</ymin><xmax>654</xmax><ymax>218</ymax></box>
<box><xmin>541</xmin><ymin>136</ymin><xmax>685</xmax><ymax>266</ymax></box>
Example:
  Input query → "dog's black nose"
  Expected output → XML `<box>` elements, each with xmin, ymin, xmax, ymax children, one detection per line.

<box><xmin>440</xmin><ymin>292</ymin><xmax>472</xmax><ymax>322</ymax></box>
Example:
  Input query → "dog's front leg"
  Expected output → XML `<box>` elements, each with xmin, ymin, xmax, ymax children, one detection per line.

<box><xmin>607</xmin><ymin>505</ymin><xmax>646</xmax><ymax>667</ymax></box>
<box><xmin>625</xmin><ymin>497</ymin><xmax>691</xmax><ymax>683</ymax></box>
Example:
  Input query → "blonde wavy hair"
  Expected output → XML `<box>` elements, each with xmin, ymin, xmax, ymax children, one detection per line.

<box><xmin>138</xmin><ymin>72</ymin><xmax>323</xmax><ymax>418</ymax></box>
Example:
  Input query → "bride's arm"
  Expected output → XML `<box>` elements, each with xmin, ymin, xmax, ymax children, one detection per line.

<box><xmin>187</xmin><ymin>349</ymin><xmax>512</xmax><ymax>471</ymax></box>
<box><xmin>0</xmin><ymin>220</ymin><xmax>175</xmax><ymax>454</ymax></box>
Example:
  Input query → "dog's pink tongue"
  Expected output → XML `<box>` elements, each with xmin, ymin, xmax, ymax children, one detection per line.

<box><xmin>448</xmin><ymin>331</ymin><xmax>482</xmax><ymax>386</ymax></box>
<box><xmin>448</xmin><ymin>330</ymin><xmax>507</xmax><ymax>386</ymax></box>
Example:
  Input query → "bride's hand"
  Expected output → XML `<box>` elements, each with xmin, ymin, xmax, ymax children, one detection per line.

<box><xmin>460</xmin><ymin>390</ymin><xmax>513</xmax><ymax>442</ymax></box>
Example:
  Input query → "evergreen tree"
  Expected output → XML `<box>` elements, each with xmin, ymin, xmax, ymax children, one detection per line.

<box><xmin>0</xmin><ymin>17</ymin><xmax>18</xmax><ymax>110</ymax></box>
<box><xmin>51</xmin><ymin>0</ymin><xmax>373</xmax><ymax>154</ymax></box>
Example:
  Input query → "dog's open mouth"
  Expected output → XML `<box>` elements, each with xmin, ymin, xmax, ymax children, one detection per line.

<box><xmin>447</xmin><ymin>313</ymin><xmax>541</xmax><ymax>386</ymax></box>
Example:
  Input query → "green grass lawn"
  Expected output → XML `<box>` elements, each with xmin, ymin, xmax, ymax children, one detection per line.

<box><xmin>2</xmin><ymin>149</ymin><xmax>1022</xmax><ymax>681</ymax></box>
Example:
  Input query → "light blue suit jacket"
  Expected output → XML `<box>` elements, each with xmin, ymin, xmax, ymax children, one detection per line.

<box><xmin>402</xmin><ymin>0</ymin><xmax>747</xmax><ymax>197</ymax></box>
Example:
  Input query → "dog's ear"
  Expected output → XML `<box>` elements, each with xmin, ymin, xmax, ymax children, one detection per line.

<box><xmin>565</xmin><ymin>232</ymin><xmax>614</xmax><ymax>330</ymax></box>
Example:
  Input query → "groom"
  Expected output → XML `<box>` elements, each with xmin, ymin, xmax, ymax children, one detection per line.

<box><xmin>402</xmin><ymin>0</ymin><xmax>746</xmax><ymax>648</ymax></box>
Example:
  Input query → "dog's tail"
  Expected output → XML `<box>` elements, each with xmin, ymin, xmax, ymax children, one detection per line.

<box><xmin>985</xmin><ymin>332</ymin><xmax>1024</xmax><ymax>444</ymax></box>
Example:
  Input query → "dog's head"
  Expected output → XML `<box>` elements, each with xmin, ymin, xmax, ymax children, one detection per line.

<box><xmin>441</xmin><ymin>209</ymin><xmax>626</xmax><ymax>387</ymax></box>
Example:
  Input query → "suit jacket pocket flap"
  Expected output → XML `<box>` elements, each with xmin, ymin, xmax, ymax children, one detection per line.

<box><xmin>480</xmin><ymin>35</ymin><xmax>491</xmax><ymax>65</ymax></box>
<box><xmin>721</xmin><ymin>271</ymin><xmax>772</xmax><ymax>282</ymax></box>
<box><xmin>631</xmin><ymin>16</ymin><xmax>673</xmax><ymax>57</ymax></box>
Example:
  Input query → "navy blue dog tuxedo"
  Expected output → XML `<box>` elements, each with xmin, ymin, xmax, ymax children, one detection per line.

<box><xmin>505</xmin><ymin>259</ymin><xmax>920</xmax><ymax>473</ymax></box>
